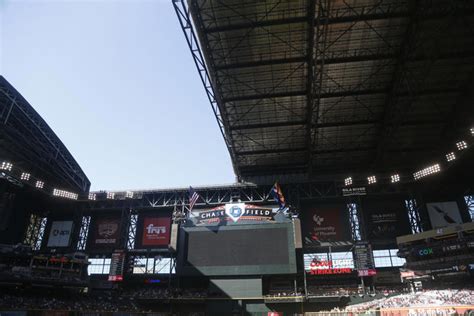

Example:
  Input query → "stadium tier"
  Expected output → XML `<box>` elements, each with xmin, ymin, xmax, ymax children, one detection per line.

<box><xmin>1</xmin><ymin>0</ymin><xmax>474</xmax><ymax>315</ymax></box>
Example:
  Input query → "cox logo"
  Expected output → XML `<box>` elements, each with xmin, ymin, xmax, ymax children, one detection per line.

<box><xmin>418</xmin><ymin>248</ymin><xmax>433</xmax><ymax>256</ymax></box>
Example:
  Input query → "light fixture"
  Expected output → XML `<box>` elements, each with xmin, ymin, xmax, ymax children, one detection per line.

<box><xmin>344</xmin><ymin>177</ymin><xmax>352</xmax><ymax>186</ymax></box>
<box><xmin>470</xmin><ymin>127</ymin><xmax>474</xmax><ymax>136</ymax></box>
<box><xmin>53</xmin><ymin>188</ymin><xmax>78</xmax><ymax>200</ymax></box>
<box><xmin>0</xmin><ymin>162</ymin><xmax>12</xmax><ymax>171</ymax></box>
<box><xmin>456</xmin><ymin>141</ymin><xmax>467</xmax><ymax>151</ymax></box>
<box><xmin>106</xmin><ymin>192</ymin><xmax>115</xmax><ymax>199</ymax></box>
<box><xmin>35</xmin><ymin>181</ymin><xmax>44</xmax><ymax>189</ymax></box>
<box><xmin>390</xmin><ymin>174</ymin><xmax>400</xmax><ymax>183</ymax></box>
<box><xmin>20</xmin><ymin>172</ymin><xmax>31</xmax><ymax>181</ymax></box>
<box><xmin>88</xmin><ymin>193</ymin><xmax>96</xmax><ymax>201</ymax></box>
<box><xmin>413</xmin><ymin>163</ymin><xmax>441</xmax><ymax>180</ymax></box>
<box><xmin>367</xmin><ymin>175</ymin><xmax>377</xmax><ymax>184</ymax></box>
<box><xmin>126</xmin><ymin>191</ymin><xmax>134</xmax><ymax>199</ymax></box>
<box><xmin>446</xmin><ymin>152</ymin><xmax>456</xmax><ymax>162</ymax></box>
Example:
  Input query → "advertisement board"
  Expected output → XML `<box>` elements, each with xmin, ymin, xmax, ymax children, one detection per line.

<box><xmin>362</xmin><ymin>197</ymin><xmax>410</xmax><ymax>240</ymax></box>
<box><xmin>90</xmin><ymin>216</ymin><xmax>121</xmax><ymax>248</ymax></box>
<box><xmin>188</xmin><ymin>203</ymin><xmax>275</xmax><ymax>226</ymax></box>
<box><xmin>427</xmin><ymin>201</ymin><xmax>462</xmax><ymax>228</ymax></box>
<box><xmin>301</xmin><ymin>203</ymin><xmax>350</xmax><ymax>245</ymax></box>
<box><xmin>142</xmin><ymin>217</ymin><xmax>171</xmax><ymax>246</ymax></box>
<box><xmin>47</xmin><ymin>221</ymin><xmax>73</xmax><ymax>247</ymax></box>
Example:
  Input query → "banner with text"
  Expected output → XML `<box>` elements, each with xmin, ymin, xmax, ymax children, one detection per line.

<box><xmin>141</xmin><ymin>217</ymin><xmax>171</xmax><ymax>246</ymax></box>
<box><xmin>47</xmin><ymin>221</ymin><xmax>73</xmax><ymax>247</ymax></box>
<box><xmin>301</xmin><ymin>203</ymin><xmax>350</xmax><ymax>245</ymax></box>
<box><xmin>362</xmin><ymin>197</ymin><xmax>411</xmax><ymax>240</ymax></box>
<box><xmin>89</xmin><ymin>216</ymin><xmax>121</xmax><ymax>249</ymax></box>
<box><xmin>189</xmin><ymin>203</ymin><xmax>276</xmax><ymax>226</ymax></box>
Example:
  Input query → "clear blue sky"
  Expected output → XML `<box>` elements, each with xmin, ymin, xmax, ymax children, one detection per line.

<box><xmin>0</xmin><ymin>0</ymin><xmax>235</xmax><ymax>191</ymax></box>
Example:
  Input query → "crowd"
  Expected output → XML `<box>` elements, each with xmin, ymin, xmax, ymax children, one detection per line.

<box><xmin>0</xmin><ymin>292</ymin><xmax>140</xmax><ymax>312</ymax></box>
<box><xmin>345</xmin><ymin>289</ymin><xmax>474</xmax><ymax>312</ymax></box>
<box><xmin>307</xmin><ymin>286</ymin><xmax>360</xmax><ymax>297</ymax></box>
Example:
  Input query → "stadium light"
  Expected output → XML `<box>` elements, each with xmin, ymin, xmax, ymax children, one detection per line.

<box><xmin>446</xmin><ymin>152</ymin><xmax>456</xmax><ymax>162</ymax></box>
<box><xmin>470</xmin><ymin>127</ymin><xmax>474</xmax><ymax>136</ymax></box>
<box><xmin>456</xmin><ymin>141</ymin><xmax>467</xmax><ymax>151</ymax></box>
<box><xmin>413</xmin><ymin>163</ymin><xmax>441</xmax><ymax>180</ymax></box>
<box><xmin>88</xmin><ymin>193</ymin><xmax>96</xmax><ymax>201</ymax></box>
<box><xmin>126</xmin><ymin>191</ymin><xmax>134</xmax><ymax>199</ymax></box>
<box><xmin>35</xmin><ymin>180</ymin><xmax>44</xmax><ymax>189</ymax></box>
<box><xmin>344</xmin><ymin>177</ymin><xmax>352</xmax><ymax>186</ymax></box>
<box><xmin>106</xmin><ymin>192</ymin><xmax>115</xmax><ymax>199</ymax></box>
<box><xmin>390</xmin><ymin>174</ymin><xmax>400</xmax><ymax>183</ymax></box>
<box><xmin>20</xmin><ymin>172</ymin><xmax>31</xmax><ymax>181</ymax></box>
<box><xmin>0</xmin><ymin>161</ymin><xmax>13</xmax><ymax>171</ymax></box>
<box><xmin>53</xmin><ymin>188</ymin><xmax>78</xmax><ymax>200</ymax></box>
<box><xmin>367</xmin><ymin>176</ymin><xmax>377</xmax><ymax>184</ymax></box>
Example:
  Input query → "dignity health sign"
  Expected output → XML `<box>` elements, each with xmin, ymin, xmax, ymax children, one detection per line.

<box><xmin>142</xmin><ymin>217</ymin><xmax>171</xmax><ymax>246</ymax></box>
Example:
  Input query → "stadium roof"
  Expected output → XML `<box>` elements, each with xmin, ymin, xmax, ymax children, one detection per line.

<box><xmin>175</xmin><ymin>0</ymin><xmax>474</xmax><ymax>184</ymax></box>
<box><xmin>0</xmin><ymin>76</ymin><xmax>91</xmax><ymax>193</ymax></box>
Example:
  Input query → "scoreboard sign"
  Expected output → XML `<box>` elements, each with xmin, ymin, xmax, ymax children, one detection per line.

<box><xmin>353</xmin><ymin>242</ymin><xmax>376</xmax><ymax>276</ymax></box>
<box><xmin>142</xmin><ymin>217</ymin><xmax>171</xmax><ymax>246</ymax></box>
<box><xmin>108</xmin><ymin>250</ymin><xmax>125</xmax><ymax>282</ymax></box>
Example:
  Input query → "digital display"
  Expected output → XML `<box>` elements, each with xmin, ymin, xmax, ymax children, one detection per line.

<box><xmin>185</xmin><ymin>228</ymin><xmax>289</xmax><ymax>266</ymax></box>
<box><xmin>178</xmin><ymin>223</ymin><xmax>296</xmax><ymax>275</ymax></box>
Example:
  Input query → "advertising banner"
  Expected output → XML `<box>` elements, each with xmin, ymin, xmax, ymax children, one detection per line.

<box><xmin>363</xmin><ymin>197</ymin><xmax>410</xmax><ymax>240</ymax></box>
<box><xmin>90</xmin><ymin>216</ymin><xmax>121</xmax><ymax>248</ymax></box>
<box><xmin>301</xmin><ymin>203</ymin><xmax>350</xmax><ymax>245</ymax></box>
<box><xmin>47</xmin><ymin>221</ymin><xmax>73</xmax><ymax>247</ymax></box>
<box><xmin>142</xmin><ymin>217</ymin><xmax>171</xmax><ymax>246</ymax></box>
<box><xmin>427</xmin><ymin>201</ymin><xmax>462</xmax><ymax>228</ymax></box>
<box><xmin>189</xmin><ymin>203</ymin><xmax>275</xmax><ymax>226</ymax></box>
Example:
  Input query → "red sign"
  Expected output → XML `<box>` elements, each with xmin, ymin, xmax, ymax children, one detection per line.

<box><xmin>142</xmin><ymin>217</ymin><xmax>171</xmax><ymax>246</ymax></box>
<box><xmin>358</xmin><ymin>269</ymin><xmax>377</xmax><ymax>277</ymax></box>
<box><xmin>108</xmin><ymin>275</ymin><xmax>123</xmax><ymax>282</ymax></box>
<box><xmin>307</xmin><ymin>260</ymin><xmax>353</xmax><ymax>275</ymax></box>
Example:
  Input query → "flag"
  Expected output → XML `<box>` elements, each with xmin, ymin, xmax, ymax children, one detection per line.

<box><xmin>188</xmin><ymin>186</ymin><xmax>200</xmax><ymax>211</ymax></box>
<box><xmin>270</xmin><ymin>182</ymin><xmax>286</xmax><ymax>209</ymax></box>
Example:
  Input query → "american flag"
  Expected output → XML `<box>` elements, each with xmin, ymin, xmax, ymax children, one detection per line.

<box><xmin>188</xmin><ymin>186</ymin><xmax>200</xmax><ymax>211</ymax></box>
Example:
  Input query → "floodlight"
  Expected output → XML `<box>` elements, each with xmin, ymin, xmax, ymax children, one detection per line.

<box><xmin>344</xmin><ymin>177</ymin><xmax>352</xmax><ymax>186</ymax></box>
<box><xmin>413</xmin><ymin>164</ymin><xmax>440</xmax><ymax>180</ymax></box>
<box><xmin>0</xmin><ymin>162</ymin><xmax>12</xmax><ymax>171</ymax></box>
<box><xmin>446</xmin><ymin>152</ymin><xmax>456</xmax><ymax>162</ymax></box>
<box><xmin>390</xmin><ymin>174</ymin><xmax>400</xmax><ymax>183</ymax></box>
<box><xmin>367</xmin><ymin>176</ymin><xmax>377</xmax><ymax>184</ymax></box>
<box><xmin>456</xmin><ymin>141</ymin><xmax>467</xmax><ymax>150</ymax></box>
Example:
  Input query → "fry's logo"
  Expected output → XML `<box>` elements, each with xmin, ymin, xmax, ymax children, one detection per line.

<box><xmin>146</xmin><ymin>224</ymin><xmax>166</xmax><ymax>235</ymax></box>
<box><xmin>142</xmin><ymin>218</ymin><xmax>171</xmax><ymax>246</ymax></box>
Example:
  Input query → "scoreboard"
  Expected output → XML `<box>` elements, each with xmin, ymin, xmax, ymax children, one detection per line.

<box><xmin>177</xmin><ymin>222</ymin><xmax>296</xmax><ymax>276</ymax></box>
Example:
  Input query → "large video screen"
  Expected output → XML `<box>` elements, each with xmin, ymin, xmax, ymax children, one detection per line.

<box><xmin>178</xmin><ymin>223</ymin><xmax>296</xmax><ymax>275</ymax></box>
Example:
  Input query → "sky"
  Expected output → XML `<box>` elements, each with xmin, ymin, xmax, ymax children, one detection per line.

<box><xmin>0</xmin><ymin>0</ymin><xmax>235</xmax><ymax>191</ymax></box>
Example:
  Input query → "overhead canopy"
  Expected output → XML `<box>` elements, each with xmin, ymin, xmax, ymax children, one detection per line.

<box><xmin>177</xmin><ymin>0</ymin><xmax>474</xmax><ymax>183</ymax></box>
<box><xmin>0</xmin><ymin>76</ymin><xmax>91</xmax><ymax>193</ymax></box>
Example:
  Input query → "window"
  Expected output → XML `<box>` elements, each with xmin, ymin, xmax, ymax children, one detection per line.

<box><xmin>132</xmin><ymin>257</ymin><xmax>175</xmax><ymax>274</ymax></box>
<box><xmin>373</xmin><ymin>249</ymin><xmax>405</xmax><ymax>268</ymax></box>
<box><xmin>88</xmin><ymin>258</ymin><xmax>110</xmax><ymax>275</ymax></box>
<box><xmin>464</xmin><ymin>195</ymin><xmax>474</xmax><ymax>221</ymax></box>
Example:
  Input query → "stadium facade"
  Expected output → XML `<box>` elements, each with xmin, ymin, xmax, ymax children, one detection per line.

<box><xmin>1</xmin><ymin>0</ymin><xmax>474</xmax><ymax>315</ymax></box>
